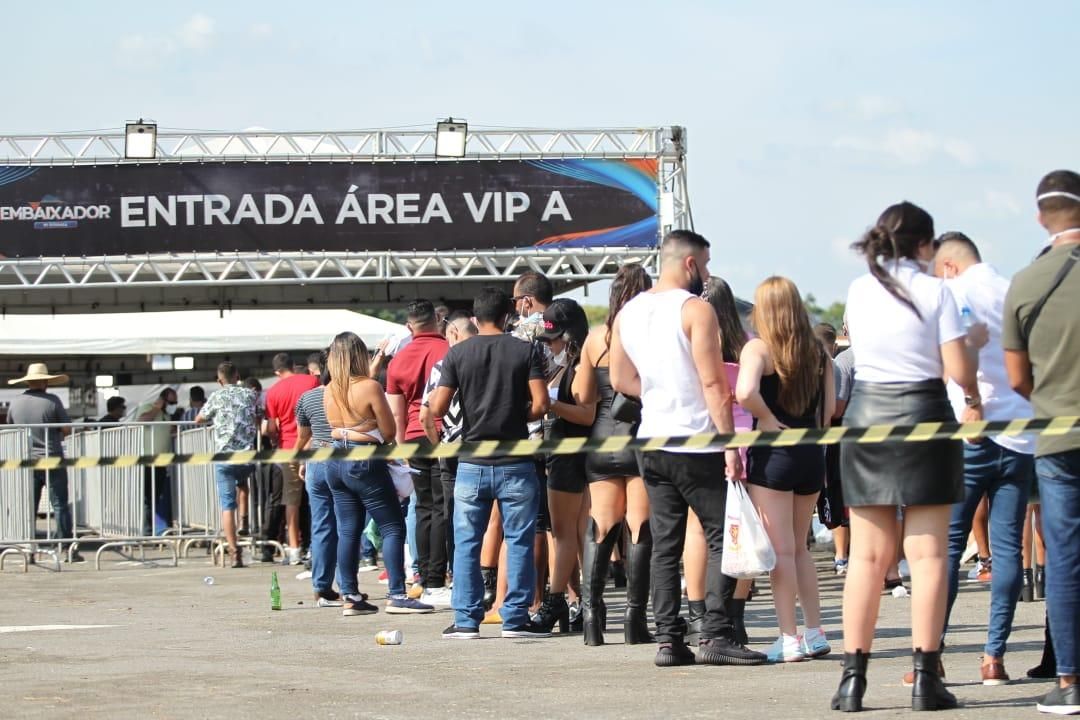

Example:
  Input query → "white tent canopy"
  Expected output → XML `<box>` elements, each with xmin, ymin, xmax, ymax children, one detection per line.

<box><xmin>0</xmin><ymin>308</ymin><xmax>407</xmax><ymax>355</ymax></box>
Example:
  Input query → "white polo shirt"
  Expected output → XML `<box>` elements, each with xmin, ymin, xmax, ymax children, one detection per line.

<box><xmin>943</xmin><ymin>263</ymin><xmax>1035</xmax><ymax>455</ymax></box>
<box><xmin>846</xmin><ymin>258</ymin><xmax>966</xmax><ymax>383</ymax></box>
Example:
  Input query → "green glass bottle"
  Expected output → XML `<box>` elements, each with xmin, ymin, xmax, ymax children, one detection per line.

<box><xmin>270</xmin><ymin>571</ymin><xmax>282</xmax><ymax>611</ymax></box>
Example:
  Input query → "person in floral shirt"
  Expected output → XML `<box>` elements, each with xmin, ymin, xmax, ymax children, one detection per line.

<box><xmin>195</xmin><ymin>361</ymin><xmax>258</xmax><ymax>568</ymax></box>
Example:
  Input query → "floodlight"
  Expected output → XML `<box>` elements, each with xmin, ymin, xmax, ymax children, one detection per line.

<box><xmin>125</xmin><ymin>120</ymin><xmax>157</xmax><ymax>159</ymax></box>
<box><xmin>435</xmin><ymin>118</ymin><xmax>468</xmax><ymax>157</ymax></box>
<box><xmin>174</xmin><ymin>356</ymin><xmax>195</xmax><ymax>371</ymax></box>
<box><xmin>95</xmin><ymin>375</ymin><xmax>115</xmax><ymax>388</ymax></box>
<box><xmin>150</xmin><ymin>354</ymin><xmax>173</xmax><ymax>371</ymax></box>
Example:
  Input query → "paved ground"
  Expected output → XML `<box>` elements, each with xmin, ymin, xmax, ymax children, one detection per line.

<box><xmin>0</xmin><ymin>545</ymin><xmax>1055</xmax><ymax>720</ymax></box>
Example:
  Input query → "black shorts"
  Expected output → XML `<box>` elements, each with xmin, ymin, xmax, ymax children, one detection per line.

<box><xmin>535</xmin><ymin>459</ymin><xmax>550</xmax><ymax>533</ymax></box>
<box><xmin>546</xmin><ymin>453</ymin><xmax>587</xmax><ymax>494</ymax></box>
<box><xmin>747</xmin><ymin>446</ymin><xmax>825</xmax><ymax>496</ymax></box>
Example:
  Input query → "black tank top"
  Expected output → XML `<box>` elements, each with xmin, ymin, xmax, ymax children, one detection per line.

<box><xmin>547</xmin><ymin>362</ymin><xmax>593</xmax><ymax>439</ymax></box>
<box><xmin>757</xmin><ymin>372</ymin><xmax>819</xmax><ymax>430</ymax></box>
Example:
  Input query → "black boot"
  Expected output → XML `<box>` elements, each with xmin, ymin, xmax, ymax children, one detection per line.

<box><xmin>624</xmin><ymin>522</ymin><xmax>655</xmax><ymax>645</ymax></box>
<box><xmin>481</xmin><ymin>566</ymin><xmax>497</xmax><ymax>611</ymax></box>
<box><xmin>911</xmin><ymin>648</ymin><xmax>958</xmax><ymax>711</ymax></box>
<box><xmin>687</xmin><ymin>600</ymin><xmax>706</xmax><ymax>643</ymax></box>
<box><xmin>534</xmin><ymin>591</ymin><xmax>570</xmax><ymax>633</ymax></box>
<box><xmin>582</xmin><ymin>519</ymin><xmax>621</xmax><ymax>647</ymax></box>
<box><xmin>1020</xmin><ymin>568</ymin><xmax>1035</xmax><ymax>603</ymax></box>
<box><xmin>831</xmin><ymin>650</ymin><xmax>870</xmax><ymax>712</ymax></box>
<box><xmin>727</xmin><ymin>598</ymin><xmax>749</xmax><ymax>646</ymax></box>
<box><xmin>1028</xmin><ymin>614</ymin><xmax>1057</xmax><ymax>679</ymax></box>
<box><xmin>611</xmin><ymin>560</ymin><xmax>627</xmax><ymax>589</ymax></box>
<box><xmin>1034</xmin><ymin>564</ymin><xmax>1046</xmax><ymax>600</ymax></box>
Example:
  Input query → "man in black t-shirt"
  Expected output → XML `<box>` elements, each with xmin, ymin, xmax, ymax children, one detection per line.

<box><xmin>428</xmin><ymin>288</ymin><xmax>551</xmax><ymax>639</ymax></box>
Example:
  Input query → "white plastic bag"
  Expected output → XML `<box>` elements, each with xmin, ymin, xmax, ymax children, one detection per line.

<box><xmin>388</xmin><ymin>461</ymin><xmax>419</xmax><ymax>499</ymax></box>
<box><xmin>721</xmin><ymin>480</ymin><xmax>776</xmax><ymax>579</ymax></box>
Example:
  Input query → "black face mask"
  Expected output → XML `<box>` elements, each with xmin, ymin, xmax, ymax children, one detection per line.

<box><xmin>687</xmin><ymin>262</ymin><xmax>705</xmax><ymax>297</ymax></box>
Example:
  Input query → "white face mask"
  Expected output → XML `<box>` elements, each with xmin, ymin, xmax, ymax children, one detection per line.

<box><xmin>165</xmin><ymin>403</ymin><xmax>178</xmax><ymax>415</ymax></box>
<box><xmin>552</xmin><ymin>348</ymin><xmax>568</xmax><ymax>368</ymax></box>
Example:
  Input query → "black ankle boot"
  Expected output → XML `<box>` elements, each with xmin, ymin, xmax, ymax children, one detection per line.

<box><xmin>1020</xmin><ymin>568</ymin><xmax>1035</xmax><ymax>603</ymax></box>
<box><xmin>687</xmin><ymin>600</ymin><xmax>706</xmax><ymax>642</ymax></box>
<box><xmin>726</xmin><ymin>598</ymin><xmax>749</xmax><ymax>646</ymax></box>
<box><xmin>582</xmin><ymin>519</ymin><xmax>621</xmax><ymax>646</ymax></box>
<box><xmin>831</xmin><ymin>650</ymin><xmax>870</xmax><ymax>712</ymax></box>
<box><xmin>1028</xmin><ymin>614</ymin><xmax>1057</xmax><ymax>679</ymax></box>
<box><xmin>481</xmin><ymin>566</ymin><xmax>497</xmax><ymax>611</ymax></box>
<box><xmin>534</xmin><ymin>591</ymin><xmax>570</xmax><ymax>633</ymax></box>
<box><xmin>624</xmin><ymin>522</ymin><xmax>654</xmax><ymax>645</ymax></box>
<box><xmin>911</xmin><ymin>648</ymin><xmax>957</xmax><ymax>711</ymax></box>
<box><xmin>1034</xmin><ymin>564</ymin><xmax>1046</xmax><ymax>600</ymax></box>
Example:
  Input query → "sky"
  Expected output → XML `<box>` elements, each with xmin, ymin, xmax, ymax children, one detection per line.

<box><xmin>2</xmin><ymin>1</ymin><xmax>1078</xmax><ymax>305</ymax></box>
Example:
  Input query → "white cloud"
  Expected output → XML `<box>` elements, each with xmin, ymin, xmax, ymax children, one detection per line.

<box><xmin>957</xmin><ymin>190</ymin><xmax>1023</xmax><ymax>219</ymax></box>
<box><xmin>830</xmin><ymin>235</ymin><xmax>863</xmax><ymax>267</ymax></box>
<box><xmin>854</xmin><ymin>95</ymin><xmax>901</xmax><ymax>121</ymax></box>
<box><xmin>178</xmin><ymin>13</ymin><xmax>215</xmax><ymax>49</ymax></box>
<box><xmin>833</xmin><ymin>128</ymin><xmax>978</xmax><ymax>167</ymax></box>
<box><xmin>249</xmin><ymin>22</ymin><xmax>273</xmax><ymax>38</ymax></box>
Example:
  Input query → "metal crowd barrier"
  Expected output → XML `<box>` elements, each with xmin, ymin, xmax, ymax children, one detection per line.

<box><xmin>0</xmin><ymin>427</ymin><xmax>54</xmax><ymax>571</ymax></box>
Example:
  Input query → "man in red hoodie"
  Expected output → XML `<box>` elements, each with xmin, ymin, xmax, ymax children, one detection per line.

<box><xmin>387</xmin><ymin>300</ymin><xmax>450</xmax><ymax>605</ymax></box>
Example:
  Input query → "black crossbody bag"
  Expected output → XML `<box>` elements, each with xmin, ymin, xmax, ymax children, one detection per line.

<box><xmin>1021</xmin><ymin>246</ymin><xmax>1080</xmax><ymax>343</ymax></box>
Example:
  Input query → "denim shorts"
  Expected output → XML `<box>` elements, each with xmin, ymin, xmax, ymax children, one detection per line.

<box><xmin>215</xmin><ymin>464</ymin><xmax>254</xmax><ymax>511</ymax></box>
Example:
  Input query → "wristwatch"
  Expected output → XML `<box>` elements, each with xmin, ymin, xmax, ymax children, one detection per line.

<box><xmin>964</xmin><ymin>394</ymin><xmax>982</xmax><ymax>408</ymax></box>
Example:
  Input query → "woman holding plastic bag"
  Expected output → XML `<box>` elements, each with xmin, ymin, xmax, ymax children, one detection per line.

<box><xmin>736</xmin><ymin>276</ymin><xmax>835</xmax><ymax>663</ymax></box>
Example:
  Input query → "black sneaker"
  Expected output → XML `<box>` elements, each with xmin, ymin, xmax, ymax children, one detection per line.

<box><xmin>258</xmin><ymin>549</ymin><xmax>276</xmax><ymax>563</ymax></box>
<box><xmin>655</xmin><ymin>641</ymin><xmax>697</xmax><ymax>667</ymax></box>
<box><xmin>698</xmin><ymin>637</ymin><xmax>767</xmax><ymax>666</ymax></box>
<box><xmin>342</xmin><ymin>594</ymin><xmax>379</xmax><ymax>616</ymax></box>
<box><xmin>67</xmin><ymin>550</ymin><xmax>86</xmax><ymax>564</ymax></box>
<box><xmin>442</xmin><ymin>624</ymin><xmax>481</xmax><ymax>640</ymax></box>
<box><xmin>502</xmin><ymin>621</ymin><xmax>553</xmax><ymax>639</ymax></box>
<box><xmin>1036</xmin><ymin>684</ymin><xmax>1080</xmax><ymax>715</ymax></box>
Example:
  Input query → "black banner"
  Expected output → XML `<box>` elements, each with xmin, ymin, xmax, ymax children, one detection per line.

<box><xmin>0</xmin><ymin>159</ymin><xmax>659</xmax><ymax>258</ymax></box>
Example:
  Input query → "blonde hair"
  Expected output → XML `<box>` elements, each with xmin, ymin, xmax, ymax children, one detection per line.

<box><xmin>750</xmin><ymin>276</ymin><xmax>821</xmax><ymax>417</ymax></box>
<box><xmin>326</xmin><ymin>332</ymin><xmax>371</xmax><ymax>419</ymax></box>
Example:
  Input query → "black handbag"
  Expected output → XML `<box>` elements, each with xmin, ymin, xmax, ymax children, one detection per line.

<box><xmin>610</xmin><ymin>392</ymin><xmax>642</xmax><ymax>425</ymax></box>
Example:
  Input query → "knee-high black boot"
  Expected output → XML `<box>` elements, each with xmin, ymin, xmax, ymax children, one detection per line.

<box><xmin>1028</xmin><ymin>613</ymin><xmax>1057</xmax><ymax>679</ymax></box>
<box><xmin>831</xmin><ymin>650</ymin><xmax>870</xmax><ymax>712</ymax></box>
<box><xmin>582</xmin><ymin>518</ymin><xmax>621</xmax><ymax>647</ymax></box>
<box><xmin>911</xmin><ymin>648</ymin><xmax>958</xmax><ymax>711</ymax></box>
<box><xmin>624</xmin><ymin>521</ymin><xmax>655</xmax><ymax>645</ymax></box>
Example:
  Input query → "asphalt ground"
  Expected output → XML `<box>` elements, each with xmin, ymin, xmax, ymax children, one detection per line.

<box><xmin>0</xmin><ymin>544</ymin><xmax>1056</xmax><ymax>720</ymax></box>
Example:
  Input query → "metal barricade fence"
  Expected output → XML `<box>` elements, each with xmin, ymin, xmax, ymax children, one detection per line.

<box><xmin>0</xmin><ymin>428</ymin><xmax>37</xmax><ymax>570</ymax></box>
<box><xmin>172</xmin><ymin>425</ymin><xmax>221</xmax><ymax>545</ymax></box>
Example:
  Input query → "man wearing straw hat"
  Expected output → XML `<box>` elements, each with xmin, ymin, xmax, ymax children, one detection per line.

<box><xmin>6</xmin><ymin>362</ymin><xmax>83</xmax><ymax>563</ymax></box>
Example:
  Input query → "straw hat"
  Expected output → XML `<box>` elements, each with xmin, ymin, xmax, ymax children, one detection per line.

<box><xmin>8</xmin><ymin>362</ymin><xmax>70</xmax><ymax>386</ymax></box>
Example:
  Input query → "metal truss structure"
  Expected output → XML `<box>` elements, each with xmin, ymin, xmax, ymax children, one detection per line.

<box><xmin>0</xmin><ymin>126</ymin><xmax>690</xmax><ymax>313</ymax></box>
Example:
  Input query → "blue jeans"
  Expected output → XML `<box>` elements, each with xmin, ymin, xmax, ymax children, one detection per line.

<box><xmin>324</xmin><ymin>443</ymin><xmax>406</xmax><ymax>598</ymax></box>
<box><xmin>944</xmin><ymin>440</ymin><xmax>1032</xmax><ymax>657</ymax></box>
<box><xmin>406</xmin><ymin>490</ymin><xmax>420</xmax><ymax>576</ymax></box>
<box><xmin>214</xmin><ymin>464</ymin><xmax>253</xmax><ymax>511</ymax></box>
<box><xmin>305</xmin><ymin>461</ymin><xmax>339</xmax><ymax>594</ymax></box>
<box><xmin>452</xmin><ymin>461</ymin><xmax>539</xmax><ymax>629</ymax></box>
<box><xmin>32</xmin><ymin>469</ymin><xmax>73</xmax><ymax>542</ymax></box>
<box><xmin>1036</xmin><ymin>450</ymin><xmax>1080</xmax><ymax>676</ymax></box>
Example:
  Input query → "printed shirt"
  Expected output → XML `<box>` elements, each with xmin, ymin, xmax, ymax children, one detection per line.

<box><xmin>200</xmin><ymin>385</ymin><xmax>258</xmax><ymax>452</ymax></box>
<box><xmin>513</xmin><ymin>311</ymin><xmax>557</xmax><ymax>439</ymax></box>
<box><xmin>421</xmin><ymin>360</ymin><xmax>463</xmax><ymax>442</ymax></box>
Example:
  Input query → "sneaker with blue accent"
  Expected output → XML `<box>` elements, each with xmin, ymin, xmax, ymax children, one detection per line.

<box><xmin>386</xmin><ymin>595</ymin><xmax>434</xmax><ymax>614</ymax></box>
<box><xmin>765</xmin><ymin>634</ymin><xmax>806</xmax><ymax>663</ymax></box>
<box><xmin>801</xmin><ymin>627</ymin><xmax>832</xmax><ymax>658</ymax></box>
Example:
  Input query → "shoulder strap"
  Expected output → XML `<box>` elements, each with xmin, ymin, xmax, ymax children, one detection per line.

<box><xmin>1021</xmin><ymin>247</ymin><xmax>1080</xmax><ymax>344</ymax></box>
<box><xmin>595</xmin><ymin>346</ymin><xmax>610</xmax><ymax>367</ymax></box>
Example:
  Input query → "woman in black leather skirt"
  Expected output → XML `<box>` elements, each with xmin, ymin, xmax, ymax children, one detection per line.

<box><xmin>574</xmin><ymin>264</ymin><xmax>654</xmax><ymax>645</ymax></box>
<box><xmin>831</xmin><ymin>202</ymin><xmax>980</xmax><ymax>713</ymax></box>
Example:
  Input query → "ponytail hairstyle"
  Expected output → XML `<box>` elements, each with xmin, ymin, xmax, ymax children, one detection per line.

<box><xmin>605</xmin><ymin>263</ymin><xmax>653</xmax><ymax>347</ymax></box>
<box><xmin>326</xmin><ymin>331</ymin><xmax>371</xmax><ymax>418</ymax></box>
<box><xmin>852</xmin><ymin>201</ymin><xmax>935</xmax><ymax>318</ymax></box>
<box><xmin>703</xmin><ymin>275</ymin><xmax>747</xmax><ymax>364</ymax></box>
<box><xmin>751</xmin><ymin>277</ymin><xmax>822</xmax><ymax>417</ymax></box>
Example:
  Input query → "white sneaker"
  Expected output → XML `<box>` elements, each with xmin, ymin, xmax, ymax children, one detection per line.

<box><xmin>801</xmin><ymin>627</ymin><xmax>832</xmax><ymax>658</ymax></box>
<box><xmin>765</xmin><ymin>634</ymin><xmax>806</xmax><ymax>663</ymax></box>
<box><xmin>285</xmin><ymin>547</ymin><xmax>302</xmax><ymax>566</ymax></box>
<box><xmin>421</xmin><ymin>586</ymin><xmax>453</xmax><ymax>608</ymax></box>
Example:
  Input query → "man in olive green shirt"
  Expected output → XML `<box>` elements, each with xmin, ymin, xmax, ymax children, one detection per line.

<box><xmin>1002</xmin><ymin>169</ymin><xmax>1080</xmax><ymax>714</ymax></box>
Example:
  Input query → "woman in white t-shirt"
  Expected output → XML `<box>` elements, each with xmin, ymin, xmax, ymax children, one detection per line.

<box><xmin>832</xmin><ymin>202</ymin><xmax>979</xmax><ymax>713</ymax></box>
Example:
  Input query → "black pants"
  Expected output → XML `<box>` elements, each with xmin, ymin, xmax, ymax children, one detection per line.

<box><xmin>640</xmin><ymin>450</ymin><xmax>732</xmax><ymax>644</ymax></box>
<box><xmin>440</xmin><ymin>457</ymin><xmax>458</xmax><ymax>574</ymax></box>
<box><xmin>143</xmin><ymin>466</ymin><xmax>172</xmax><ymax>536</ymax></box>
<box><xmin>260</xmin><ymin>463</ymin><xmax>286</xmax><ymax>547</ymax></box>
<box><xmin>411</xmin><ymin>455</ymin><xmax>448</xmax><ymax>589</ymax></box>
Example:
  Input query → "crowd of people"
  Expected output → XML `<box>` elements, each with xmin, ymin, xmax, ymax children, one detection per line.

<box><xmin>7</xmin><ymin>169</ymin><xmax>1079</xmax><ymax>715</ymax></box>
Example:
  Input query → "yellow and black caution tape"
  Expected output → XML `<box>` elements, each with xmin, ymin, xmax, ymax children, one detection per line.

<box><xmin>3</xmin><ymin>416</ymin><xmax>1078</xmax><ymax>473</ymax></box>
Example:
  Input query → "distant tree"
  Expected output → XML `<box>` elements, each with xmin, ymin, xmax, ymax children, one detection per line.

<box><xmin>804</xmin><ymin>294</ymin><xmax>846</xmax><ymax>331</ymax></box>
<box><xmin>583</xmin><ymin>305</ymin><xmax>607</xmax><ymax>328</ymax></box>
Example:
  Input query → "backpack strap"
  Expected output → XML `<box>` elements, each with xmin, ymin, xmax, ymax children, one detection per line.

<box><xmin>1021</xmin><ymin>246</ymin><xmax>1080</xmax><ymax>345</ymax></box>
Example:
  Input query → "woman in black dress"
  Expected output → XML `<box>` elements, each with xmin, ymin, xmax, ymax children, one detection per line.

<box><xmin>575</xmin><ymin>264</ymin><xmax>653</xmax><ymax>645</ymax></box>
<box><xmin>831</xmin><ymin>202</ymin><xmax>979</xmax><ymax>712</ymax></box>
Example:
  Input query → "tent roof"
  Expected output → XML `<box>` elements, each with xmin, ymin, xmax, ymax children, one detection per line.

<box><xmin>0</xmin><ymin>309</ymin><xmax>406</xmax><ymax>356</ymax></box>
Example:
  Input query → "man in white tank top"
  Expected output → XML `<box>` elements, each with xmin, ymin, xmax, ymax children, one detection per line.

<box><xmin>610</xmin><ymin>230</ymin><xmax>766</xmax><ymax>668</ymax></box>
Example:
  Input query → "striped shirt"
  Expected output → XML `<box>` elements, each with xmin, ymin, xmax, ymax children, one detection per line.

<box><xmin>421</xmin><ymin>360</ymin><xmax>463</xmax><ymax>442</ymax></box>
<box><xmin>295</xmin><ymin>386</ymin><xmax>332</xmax><ymax>445</ymax></box>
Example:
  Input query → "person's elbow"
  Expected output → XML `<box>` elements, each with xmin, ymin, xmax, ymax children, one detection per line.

<box><xmin>733</xmin><ymin>384</ymin><xmax>752</xmax><ymax>406</ymax></box>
